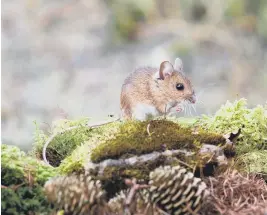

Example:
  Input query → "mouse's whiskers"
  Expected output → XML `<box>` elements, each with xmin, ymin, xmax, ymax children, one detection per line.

<box><xmin>184</xmin><ymin>102</ymin><xmax>188</xmax><ymax>116</ymax></box>
<box><xmin>188</xmin><ymin>102</ymin><xmax>193</xmax><ymax>117</ymax></box>
<box><xmin>192</xmin><ymin>103</ymin><xmax>197</xmax><ymax>114</ymax></box>
<box><xmin>184</xmin><ymin>100</ymin><xmax>190</xmax><ymax>116</ymax></box>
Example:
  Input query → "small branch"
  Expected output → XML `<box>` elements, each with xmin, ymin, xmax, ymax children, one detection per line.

<box><xmin>124</xmin><ymin>178</ymin><xmax>149</xmax><ymax>214</ymax></box>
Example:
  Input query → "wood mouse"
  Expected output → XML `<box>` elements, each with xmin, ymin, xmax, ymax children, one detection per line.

<box><xmin>120</xmin><ymin>58</ymin><xmax>196</xmax><ymax>120</ymax></box>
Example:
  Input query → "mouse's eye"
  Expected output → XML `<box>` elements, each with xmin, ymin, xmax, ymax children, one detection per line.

<box><xmin>176</xmin><ymin>83</ymin><xmax>184</xmax><ymax>91</ymax></box>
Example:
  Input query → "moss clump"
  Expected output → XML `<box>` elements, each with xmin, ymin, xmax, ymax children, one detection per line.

<box><xmin>198</xmin><ymin>99</ymin><xmax>267</xmax><ymax>154</ymax></box>
<box><xmin>32</xmin><ymin>118</ymin><xmax>122</xmax><ymax>167</ymax></box>
<box><xmin>32</xmin><ymin>118</ymin><xmax>92</xmax><ymax>166</ymax></box>
<box><xmin>1</xmin><ymin>186</ymin><xmax>53</xmax><ymax>215</ymax></box>
<box><xmin>1</xmin><ymin>144</ymin><xmax>57</xmax><ymax>185</ymax></box>
<box><xmin>236</xmin><ymin>150</ymin><xmax>267</xmax><ymax>176</ymax></box>
<box><xmin>58</xmin><ymin>120</ymin><xmax>122</xmax><ymax>174</ymax></box>
<box><xmin>90</xmin><ymin>120</ymin><xmax>226</xmax><ymax>163</ymax></box>
<box><xmin>1</xmin><ymin>144</ymin><xmax>57</xmax><ymax>214</ymax></box>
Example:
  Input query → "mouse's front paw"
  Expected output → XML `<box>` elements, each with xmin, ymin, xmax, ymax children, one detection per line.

<box><xmin>176</xmin><ymin>106</ymin><xmax>183</xmax><ymax>112</ymax></box>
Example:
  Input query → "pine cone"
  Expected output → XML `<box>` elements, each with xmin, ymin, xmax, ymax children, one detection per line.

<box><xmin>148</xmin><ymin>165</ymin><xmax>209</xmax><ymax>215</ymax></box>
<box><xmin>44</xmin><ymin>173</ymin><xmax>107</xmax><ymax>215</ymax></box>
<box><xmin>108</xmin><ymin>190</ymin><xmax>127</xmax><ymax>214</ymax></box>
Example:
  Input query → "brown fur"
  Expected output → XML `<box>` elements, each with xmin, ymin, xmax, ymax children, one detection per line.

<box><xmin>120</xmin><ymin>61</ymin><xmax>195</xmax><ymax>119</ymax></box>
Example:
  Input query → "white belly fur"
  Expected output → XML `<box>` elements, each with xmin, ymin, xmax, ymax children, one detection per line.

<box><xmin>132</xmin><ymin>103</ymin><xmax>160</xmax><ymax>121</ymax></box>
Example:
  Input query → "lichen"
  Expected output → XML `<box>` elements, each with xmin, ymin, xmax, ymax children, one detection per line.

<box><xmin>90</xmin><ymin>119</ymin><xmax>226</xmax><ymax>163</ymax></box>
<box><xmin>197</xmin><ymin>99</ymin><xmax>267</xmax><ymax>154</ymax></box>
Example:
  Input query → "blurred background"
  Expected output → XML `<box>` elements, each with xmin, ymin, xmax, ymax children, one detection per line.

<box><xmin>2</xmin><ymin>0</ymin><xmax>267</xmax><ymax>151</ymax></box>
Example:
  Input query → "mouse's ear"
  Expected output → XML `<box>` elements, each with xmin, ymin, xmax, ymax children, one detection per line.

<box><xmin>174</xmin><ymin>57</ymin><xmax>183</xmax><ymax>73</ymax></box>
<box><xmin>159</xmin><ymin>61</ymin><xmax>174</xmax><ymax>80</ymax></box>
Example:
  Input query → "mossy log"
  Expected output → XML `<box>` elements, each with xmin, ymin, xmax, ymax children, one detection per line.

<box><xmin>82</xmin><ymin>119</ymin><xmax>234</xmax><ymax>197</ymax></box>
<box><xmin>90</xmin><ymin>120</ymin><xmax>227</xmax><ymax>162</ymax></box>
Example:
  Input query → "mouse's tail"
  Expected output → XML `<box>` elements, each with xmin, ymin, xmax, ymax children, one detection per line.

<box><xmin>42</xmin><ymin>116</ymin><xmax>123</xmax><ymax>166</ymax></box>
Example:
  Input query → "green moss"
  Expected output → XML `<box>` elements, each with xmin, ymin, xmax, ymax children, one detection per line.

<box><xmin>170</xmin><ymin>117</ymin><xmax>198</xmax><ymax>126</ymax></box>
<box><xmin>1</xmin><ymin>186</ymin><xmax>54</xmax><ymax>215</ymax></box>
<box><xmin>198</xmin><ymin>99</ymin><xmax>267</xmax><ymax>154</ymax></box>
<box><xmin>1</xmin><ymin>144</ymin><xmax>57</xmax><ymax>214</ymax></box>
<box><xmin>32</xmin><ymin>117</ymin><xmax>103</xmax><ymax>167</ymax></box>
<box><xmin>237</xmin><ymin>150</ymin><xmax>267</xmax><ymax>175</ymax></box>
<box><xmin>58</xmin><ymin>121</ymin><xmax>122</xmax><ymax>174</ymax></box>
<box><xmin>57</xmin><ymin>143</ymin><xmax>87</xmax><ymax>175</ymax></box>
<box><xmin>1</xmin><ymin>144</ymin><xmax>57</xmax><ymax>185</ymax></box>
<box><xmin>90</xmin><ymin>120</ymin><xmax>225</xmax><ymax>163</ymax></box>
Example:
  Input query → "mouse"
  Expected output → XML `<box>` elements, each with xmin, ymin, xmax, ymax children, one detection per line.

<box><xmin>120</xmin><ymin>57</ymin><xmax>196</xmax><ymax>120</ymax></box>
